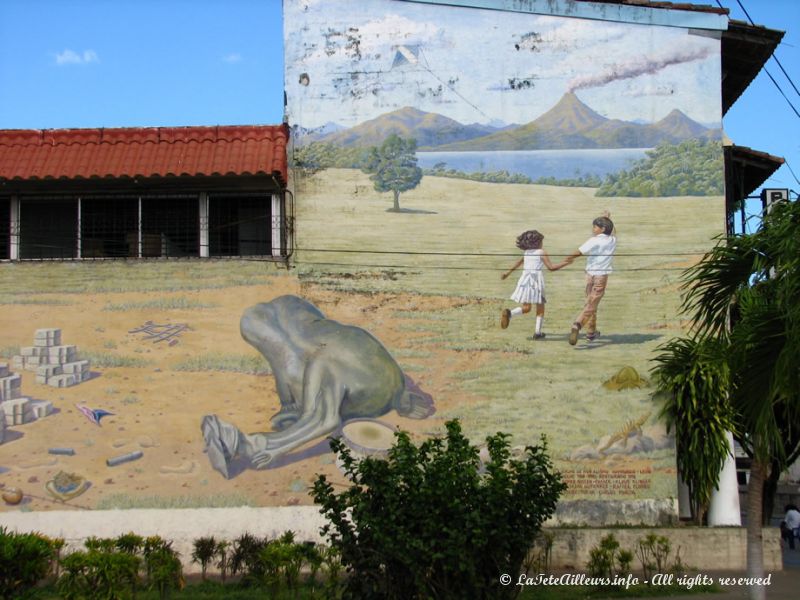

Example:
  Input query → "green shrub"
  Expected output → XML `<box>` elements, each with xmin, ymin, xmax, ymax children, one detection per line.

<box><xmin>311</xmin><ymin>419</ymin><xmax>566</xmax><ymax>600</ymax></box>
<box><xmin>587</xmin><ymin>534</ymin><xmax>637</xmax><ymax>584</ymax></box>
<box><xmin>0</xmin><ymin>527</ymin><xmax>56</xmax><ymax>599</ymax></box>
<box><xmin>57</xmin><ymin>549</ymin><xmax>140</xmax><ymax>600</ymax></box>
<box><xmin>146</xmin><ymin>545</ymin><xmax>183</xmax><ymax>599</ymax></box>
<box><xmin>192</xmin><ymin>536</ymin><xmax>218</xmax><ymax>581</ymax></box>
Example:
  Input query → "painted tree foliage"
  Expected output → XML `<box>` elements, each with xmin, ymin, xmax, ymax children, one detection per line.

<box><xmin>362</xmin><ymin>135</ymin><xmax>423</xmax><ymax>212</ymax></box>
<box><xmin>596</xmin><ymin>139</ymin><xmax>724</xmax><ymax>197</ymax></box>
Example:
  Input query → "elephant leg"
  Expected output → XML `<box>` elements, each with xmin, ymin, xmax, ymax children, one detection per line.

<box><xmin>246</xmin><ymin>361</ymin><xmax>343</xmax><ymax>469</ymax></box>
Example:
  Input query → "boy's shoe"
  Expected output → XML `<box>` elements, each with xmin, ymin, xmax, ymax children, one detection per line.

<box><xmin>501</xmin><ymin>309</ymin><xmax>511</xmax><ymax>329</ymax></box>
<box><xmin>568</xmin><ymin>326</ymin><xmax>580</xmax><ymax>345</ymax></box>
<box><xmin>586</xmin><ymin>331</ymin><xmax>601</xmax><ymax>342</ymax></box>
<box><xmin>534</xmin><ymin>332</ymin><xmax>546</xmax><ymax>340</ymax></box>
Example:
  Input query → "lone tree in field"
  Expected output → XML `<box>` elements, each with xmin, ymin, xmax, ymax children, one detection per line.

<box><xmin>362</xmin><ymin>134</ymin><xmax>423</xmax><ymax>212</ymax></box>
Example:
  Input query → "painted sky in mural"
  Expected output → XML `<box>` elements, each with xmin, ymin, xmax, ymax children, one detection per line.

<box><xmin>285</xmin><ymin>0</ymin><xmax>722</xmax><ymax>130</ymax></box>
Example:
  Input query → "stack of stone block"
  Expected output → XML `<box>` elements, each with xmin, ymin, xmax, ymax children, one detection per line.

<box><xmin>0</xmin><ymin>361</ymin><xmax>53</xmax><ymax>435</ymax></box>
<box><xmin>12</xmin><ymin>328</ymin><xmax>91</xmax><ymax>388</ymax></box>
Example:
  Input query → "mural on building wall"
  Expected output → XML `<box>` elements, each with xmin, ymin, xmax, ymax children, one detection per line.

<box><xmin>1</xmin><ymin>0</ymin><xmax>724</xmax><ymax>522</ymax></box>
<box><xmin>283</xmin><ymin>0</ymin><xmax>725</xmax><ymax>521</ymax></box>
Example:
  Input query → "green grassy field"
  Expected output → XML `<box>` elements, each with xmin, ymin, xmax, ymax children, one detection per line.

<box><xmin>292</xmin><ymin>168</ymin><xmax>725</xmax><ymax>500</ymax></box>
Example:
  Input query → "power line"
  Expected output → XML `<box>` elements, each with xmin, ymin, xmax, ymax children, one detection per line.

<box><xmin>294</xmin><ymin>246</ymin><xmax>709</xmax><ymax>258</ymax></box>
<box><xmin>783</xmin><ymin>159</ymin><xmax>800</xmax><ymax>188</ymax></box>
<box><xmin>731</xmin><ymin>0</ymin><xmax>800</xmax><ymax>113</ymax></box>
<box><xmin>293</xmin><ymin>260</ymin><xmax>696</xmax><ymax>273</ymax></box>
<box><xmin>763</xmin><ymin>68</ymin><xmax>800</xmax><ymax>120</ymax></box>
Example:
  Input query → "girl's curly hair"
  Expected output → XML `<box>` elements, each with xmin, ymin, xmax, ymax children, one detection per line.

<box><xmin>516</xmin><ymin>230</ymin><xmax>544</xmax><ymax>250</ymax></box>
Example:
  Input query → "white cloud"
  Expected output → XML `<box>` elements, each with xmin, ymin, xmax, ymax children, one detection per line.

<box><xmin>55</xmin><ymin>49</ymin><xmax>99</xmax><ymax>65</ymax></box>
<box><xmin>223</xmin><ymin>53</ymin><xmax>242</xmax><ymax>63</ymax></box>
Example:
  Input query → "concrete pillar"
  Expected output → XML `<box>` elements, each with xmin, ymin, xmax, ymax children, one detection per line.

<box><xmin>199</xmin><ymin>192</ymin><xmax>209</xmax><ymax>258</ymax></box>
<box><xmin>708</xmin><ymin>431</ymin><xmax>741</xmax><ymax>525</ymax></box>
<box><xmin>10</xmin><ymin>195</ymin><xmax>19</xmax><ymax>260</ymax></box>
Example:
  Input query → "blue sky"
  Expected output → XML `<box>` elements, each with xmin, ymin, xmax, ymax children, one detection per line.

<box><xmin>0</xmin><ymin>0</ymin><xmax>797</xmax><ymax>196</ymax></box>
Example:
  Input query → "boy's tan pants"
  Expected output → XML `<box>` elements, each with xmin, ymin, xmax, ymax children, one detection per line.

<box><xmin>574</xmin><ymin>274</ymin><xmax>608</xmax><ymax>333</ymax></box>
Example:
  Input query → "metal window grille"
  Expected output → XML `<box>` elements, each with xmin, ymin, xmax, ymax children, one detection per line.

<box><xmin>140</xmin><ymin>195</ymin><xmax>200</xmax><ymax>257</ymax></box>
<box><xmin>19</xmin><ymin>197</ymin><xmax>78</xmax><ymax>259</ymax></box>
<box><xmin>9</xmin><ymin>189</ymin><xmax>291</xmax><ymax>262</ymax></box>
<box><xmin>80</xmin><ymin>196</ymin><xmax>139</xmax><ymax>258</ymax></box>
<box><xmin>0</xmin><ymin>198</ymin><xmax>9</xmax><ymax>260</ymax></box>
<box><xmin>208</xmin><ymin>194</ymin><xmax>271</xmax><ymax>257</ymax></box>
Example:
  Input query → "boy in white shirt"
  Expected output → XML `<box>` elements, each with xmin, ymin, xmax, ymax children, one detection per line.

<box><xmin>563</xmin><ymin>214</ymin><xmax>617</xmax><ymax>345</ymax></box>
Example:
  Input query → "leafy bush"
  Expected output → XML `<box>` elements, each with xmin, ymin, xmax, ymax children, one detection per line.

<box><xmin>586</xmin><ymin>534</ymin><xmax>632</xmax><ymax>582</ymax></box>
<box><xmin>311</xmin><ymin>419</ymin><xmax>566</xmax><ymax>600</ymax></box>
<box><xmin>0</xmin><ymin>527</ymin><xmax>56</xmax><ymax>599</ymax></box>
<box><xmin>146</xmin><ymin>545</ymin><xmax>184</xmax><ymax>599</ymax></box>
<box><xmin>58</xmin><ymin>549</ymin><xmax>140</xmax><ymax>600</ymax></box>
<box><xmin>192</xmin><ymin>536</ymin><xmax>218</xmax><ymax>581</ymax></box>
<box><xmin>636</xmin><ymin>533</ymin><xmax>687</xmax><ymax>582</ymax></box>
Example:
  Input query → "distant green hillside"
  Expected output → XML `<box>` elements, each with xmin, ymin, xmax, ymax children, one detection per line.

<box><xmin>595</xmin><ymin>139</ymin><xmax>724</xmax><ymax>197</ymax></box>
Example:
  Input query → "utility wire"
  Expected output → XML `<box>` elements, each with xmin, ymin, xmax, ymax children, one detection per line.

<box><xmin>734</xmin><ymin>0</ymin><xmax>800</xmax><ymax>98</ymax></box>
<box><xmin>294</xmin><ymin>247</ymin><xmax>709</xmax><ymax>258</ymax></box>
<box><xmin>728</xmin><ymin>0</ymin><xmax>800</xmax><ymax>116</ymax></box>
<box><xmin>292</xmin><ymin>259</ymin><xmax>692</xmax><ymax>273</ymax></box>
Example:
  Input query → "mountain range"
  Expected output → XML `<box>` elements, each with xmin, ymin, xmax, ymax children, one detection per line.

<box><xmin>304</xmin><ymin>92</ymin><xmax>720</xmax><ymax>151</ymax></box>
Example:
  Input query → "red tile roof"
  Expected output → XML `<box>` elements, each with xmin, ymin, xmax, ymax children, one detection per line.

<box><xmin>0</xmin><ymin>124</ymin><xmax>289</xmax><ymax>185</ymax></box>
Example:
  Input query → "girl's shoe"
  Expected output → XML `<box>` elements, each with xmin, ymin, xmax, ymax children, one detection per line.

<box><xmin>586</xmin><ymin>331</ymin><xmax>601</xmax><ymax>342</ymax></box>
<box><xmin>534</xmin><ymin>332</ymin><xmax>546</xmax><ymax>339</ymax></box>
<box><xmin>501</xmin><ymin>309</ymin><xmax>511</xmax><ymax>329</ymax></box>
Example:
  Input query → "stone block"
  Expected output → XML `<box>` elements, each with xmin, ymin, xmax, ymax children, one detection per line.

<box><xmin>34</xmin><ymin>328</ymin><xmax>61</xmax><ymax>347</ymax></box>
<box><xmin>47</xmin><ymin>345</ymin><xmax>77</xmax><ymax>364</ymax></box>
<box><xmin>1</xmin><ymin>397</ymin><xmax>32</xmax><ymax>426</ymax></box>
<box><xmin>22</xmin><ymin>356</ymin><xmax>43</xmax><ymax>370</ymax></box>
<box><xmin>11</xmin><ymin>356</ymin><xmax>24</xmax><ymax>370</ymax></box>
<box><xmin>29</xmin><ymin>400</ymin><xmax>54</xmax><ymax>419</ymax></box>
<box><xmin>48</xmin><ymin>374</ymin><xmax>77</xmax><ymax>388</ymax></box>
<box><xmin>36</xmin><ymin>365</ymin><xmax>63</xmax><ymax>378</ymax></box>
<box><xmin>20</xmin><ymin>346</ymin><xmax>42</xmax><ymax>357</ymax></box>
<box><xmin>62</xmin><ymin>360</ymin><xmax>89</xmax><ymax>376</ymax></box>
<box><xmin>0</xmin><ymin>374</ymin><xmax>22</xmax><ymax>402</ymax></box>
<box><xmin>0</xmin><ymin>362</ymin><xmax>7</xmax><ymax>377</ymax></box>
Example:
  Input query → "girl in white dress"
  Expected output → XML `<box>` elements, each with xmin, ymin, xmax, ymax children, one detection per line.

<box><xmin>500</xmin><ymin>229</ymin><xmax>566</xmax><ymax>338</ymax></box>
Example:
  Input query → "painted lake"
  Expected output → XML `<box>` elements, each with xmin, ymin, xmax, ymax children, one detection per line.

<box><xmin>416</xmin><ymin>148</ymin><xmax>649</xmax><ymax>180</ymax></box>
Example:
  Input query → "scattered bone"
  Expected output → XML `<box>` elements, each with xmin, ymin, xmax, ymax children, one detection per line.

<box><xmin>159</xmin><ymin>461</ymin><xmax>196</xmax><ymax>475</ymax></box>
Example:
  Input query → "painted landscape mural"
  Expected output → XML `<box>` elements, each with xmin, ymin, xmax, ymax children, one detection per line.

<box><xmin>283</xmin><ymin>0</ymin><xmax>726</xmax><ymax>523</ymax></box>
<box><xmin>0</xmin><ymin>0</ymin><xmax>725</xmax><ymax>523</ymax></box>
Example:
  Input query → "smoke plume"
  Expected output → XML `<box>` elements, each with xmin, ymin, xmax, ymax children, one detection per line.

<box><xmin>567</xmin><ymin>46</ymin><xmax>712</xmax><ymax>92</ymax></box>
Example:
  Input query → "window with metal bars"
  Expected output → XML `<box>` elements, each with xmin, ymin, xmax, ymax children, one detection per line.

<box><xmin>141</xmin><ymin>195</ymin><xmax>199</xmax><ymax>257</ymax></box>
<box><xmin>20</xmin><ymin>197</ymin><xmax>78</xmax><ymax>259</ymax></box>
<box><xmin>0</xmin><ymin>198</ymin><xmax>9</xmax><ymax>260</ymax></box>
<box><xmin>208</xmin><ymin>194</ymin><xmax>271</xmax><ymax>257</ymax></box>
<box><xmin>6</xmin><ymin>189</ymin><xmax>289</xmax><ymax>261</ymax></box>
<box><xmin>80</xmin><ymin>196</ymin><xmax>138</xmax><ymax>258</ymax></box>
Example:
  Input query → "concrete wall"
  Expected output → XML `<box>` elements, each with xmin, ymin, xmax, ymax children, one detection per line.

<box><xmin>1</xmin><ymin>507</ymin><xmax>782</xmax><ymax>574</ymax></box>
<box><xmin>549</xmin><ymin>527</ymin><xmax>783</xmax><ymax>572</ymax></box>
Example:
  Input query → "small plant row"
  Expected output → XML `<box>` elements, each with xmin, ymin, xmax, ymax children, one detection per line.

<box><xmin>190</xmin><ymin>530</ymin><xmax>343</xmax><ymax>598</ymax></box>
<box><xmin>586</xmin><ymin>532</ymin><xmax>690</xmax><ymax>585</ymax></box>
<box><xmin>0</xmin><ymin>526</ymin><xmax>341</xmax><ymax>600</ymax></box>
